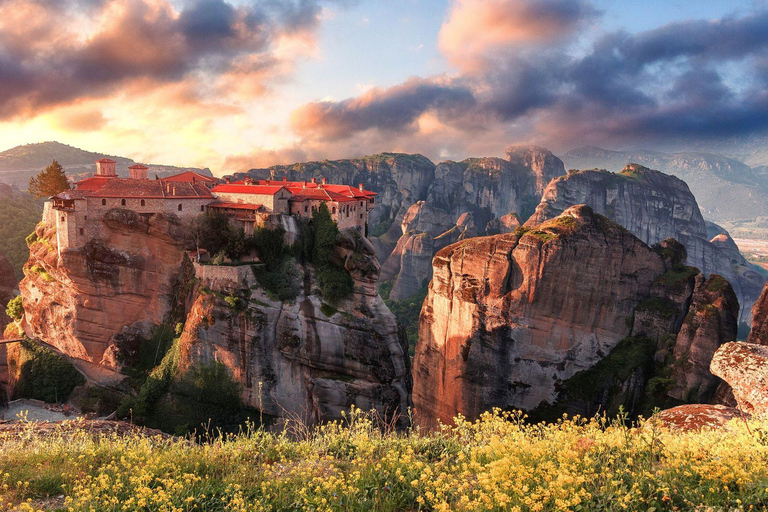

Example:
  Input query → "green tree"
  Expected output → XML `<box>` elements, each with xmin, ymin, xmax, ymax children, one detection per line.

<box><xmin>312</xmin><ymin>203</ymin><xmax>338</xmax><ymax>266</ymax></box>
<box><xmin>28</xmin><ymin>160</ymin><xmax>71</xmax><ymax>199</ymax></box>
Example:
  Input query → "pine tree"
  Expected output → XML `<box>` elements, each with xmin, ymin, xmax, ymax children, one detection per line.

<box><xmin>28</xmin><ymin>159</ymin><xmax>71</xmax><ymax>198</ymax></box>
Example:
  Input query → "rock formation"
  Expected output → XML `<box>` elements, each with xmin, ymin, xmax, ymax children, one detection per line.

<box><xmin>526</xmin><ymin>164</ymin><xmax>765</xmax><ymax>326</ymax></box>
<box><xmin>710</xmin><ymin>342</ymin><xmax>768</xmax><ymax>417</ymax></box>
<box><xmin>382</xmin><ymin>146</ymin><xmax>566</xmax><ymax>301</ymax></box>
<box><xmin>237</xmin><ymin>146</ymin><xmax>565</xmax><ymax>302</ymax></box>
<box><xmin>747</xmin><ymin>281</ymin><xmax>768</xmax><ymax>345</ymax></box>
<box><xmin>179</xmin><ymin>231</ymin><xmax>411</xmax><ymax>425</ymax></box>
<box><xmin>413</xmin><ymin>205</ymin><xmax>738</xmax><ymax>427</ymax></box>
<box><xmin>19</xmin><ymin>206</ymin><xmax>411</xmax><ymax>425</ymax></box>
<box><xmin>19</xmin><ymin>209</ymin><xmax>193</xmax><ymax>370</ymax></box>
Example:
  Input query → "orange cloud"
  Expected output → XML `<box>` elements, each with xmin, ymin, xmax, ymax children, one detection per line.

<box><xmin>439</xmin><ymin>0</ymin><xmax>599</xmax><ymax>72</ymax></box>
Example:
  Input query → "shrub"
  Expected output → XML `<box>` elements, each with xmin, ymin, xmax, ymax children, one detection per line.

<box><xmin>317</xmin><ymin>265</ymin><xmax>353</xmax><ymax>304</ymax></box>
<box><xmin>252</xmin><ymin>226</ymin><xmax>287</xmax><ymax>271</ymax></box>
<box><xmin>16</xmin><ymin>339</ymin><xmax>86</xmax><ymax>403</ymax></box>
<box><xmin>5</xmin><ymin>295</ymin><xmax>23</xmax><ymax>321</ymax></box>
<box><xmin>117</xmin><ymin>337</ymin><xmax>180</xmax><ymax>419</ymax></box>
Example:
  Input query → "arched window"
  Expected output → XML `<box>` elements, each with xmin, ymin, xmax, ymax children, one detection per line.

<box><xmin>102</xmin><ymin>199</ymin><xmax>107</xmax><ymax>206</ymax></box>
<box><xmin>140</xmin><ymin>199</ymin><xmax>145</xmax><ymax>207</ymax></box>
<box><xmin>332</xmin><ymin>206</ymin><xmax>336</xmax><ymax>214</ymax></box>
<box><xmin>178</xmin><ymin>204</ymin><xmax>183</xmax><ymax>212</ymax></box>
<box><xmin>200</xmin><ymin>205</ymin><xmax>205</xmax><ymax>212</ymax></box>
<box><xmin>121</xmin><ymin>199</ymin><xmax>126</xmax><ymax>206</ymax></box>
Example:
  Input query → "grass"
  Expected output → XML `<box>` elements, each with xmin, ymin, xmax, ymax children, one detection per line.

<box><xmin>654</xmin><ymin>265</ymin><xmax>700</xmax><ymax>289</ymax></box>
<box><xmin>3</xmin><ymin>408</ymin><xmax>768</xmax><ymax>511</ymax></box>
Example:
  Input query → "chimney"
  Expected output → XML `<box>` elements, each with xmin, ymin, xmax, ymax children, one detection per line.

<box><xmin>192</xmin><ymin>176</ymin><xmax>196</xmax><ymax>184</ymax></box>
<box><xmin>282</xmin><ymin>176</ymin><xmax>287</xmax><ymax>182</ymax></box>
<box><xmin>310</xmin><ymin>177</ymin><xmax>316</xmax><ymax>184</ymax></box>
<box><xmin>321</xmin><ymin>177</ymin><xmax>327</xmax><ymax>185</ymax></box>
<box><xmin>303</xmin><ymin>180</ymin><xmax>307</xmax><ymax>188</ymax></box>
<box><xmin>358</xmin><ymin>183</ymin><xmax>364</xmax><ymax>191</ymax></box>
<box><xmin>128</xmin><ymin>164</ymin><xmax>148</xmax><ymax>180</ymax></box>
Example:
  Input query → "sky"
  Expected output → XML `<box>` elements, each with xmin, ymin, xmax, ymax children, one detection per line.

<box><xmin>0</xmin><ymin>0</ymin><xmax>767</xmax><ymax>174</ymax></box>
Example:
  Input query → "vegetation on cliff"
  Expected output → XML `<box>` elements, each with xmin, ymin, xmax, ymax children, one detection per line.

<box><xmin>13</xmin><ymin>339</ymin><xmax>85</xmax><ymax>403</ymax></box>
<box><xmin>2</xmin><ymin>409</ymin><xmax>768</xmax><ymax>511</ymax></box>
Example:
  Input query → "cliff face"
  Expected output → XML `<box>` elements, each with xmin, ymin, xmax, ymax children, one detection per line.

<box><xmin>413</xmin><ymin>206</ymin><xmax>738</xmax><ymax>427</ymax></box>
<box><xmin>179</xmin><ymin>232</ymin><xmax>411</xmax><ymax>425</ymax></box>
<box><xmin>383</xmin><ymin>147</ymin><xmax>566</xmax><ymax>301</ymax></box>
<box><xmin>747</xmin><ymin>282</ymin><xmax>768</xmax><ymax>345</ymax></box>
<box><xmin>19</xmin><ymin>209</ymin><xmax>192</xmax><ymax>370</ymax></box>
<box><xmin>526</xmin><ymin>164</ymin><xmax>765</xmax><ymax>326</ymax></box>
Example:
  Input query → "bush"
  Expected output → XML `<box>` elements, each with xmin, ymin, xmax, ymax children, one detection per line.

<box><xmin>16</xmin><ymin>339</ymin><xmax>86</xmax><ymax>403</ymax></box>
<box><xmin>5</xmin><ymin>295</ymin><xmax>23</xmax><ymax>321</ymax></box>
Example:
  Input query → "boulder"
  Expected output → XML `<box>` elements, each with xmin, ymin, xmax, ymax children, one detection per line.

<box><xmin>710</xmin><ymin>342</ymin><xmax>768</xmax><ymax>416</ymax></box>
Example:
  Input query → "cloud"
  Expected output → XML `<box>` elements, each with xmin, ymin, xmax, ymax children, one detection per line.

<box><xmin>0</xmin><ymin>0</ymin><xmax>334</xmax><ymax>119</ymax></box>
<box><xmin>439</xmin><ymin>0</ymin><xmax>600</xmax><ymax>72</ymax></box>
<box><xmin>222</xmin><ymin>145</ymin><xmax>310</xmax><ymax>172</ymax></box>
<box><xmin>290</xmin><ymin>7</ymin><xmax>768</xmax><ymax>157</ymax></box>
<box><xmin>290</xmin><ymin>77</ymin><xmax>476</xmax><ymax>141</ymax></box>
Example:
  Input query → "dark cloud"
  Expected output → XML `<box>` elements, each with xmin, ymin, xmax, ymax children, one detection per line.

<box><xmin>291</xmin><ymin>78</ymin><xmax>476</xmax><ymax>140</ymax></box>
<box><xmin>291</xmin><ymin>7</ymin><xmax>768</xmax><ymax>152</ymax></box>
<box><xmin>0</xmin><ymin>0</ymin><xmax>334</xmax><ymax>118</ymax></box>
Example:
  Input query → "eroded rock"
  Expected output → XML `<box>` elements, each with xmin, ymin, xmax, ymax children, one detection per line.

<box><xmin>711</xmin><ymin>342</ymin><xmax>768</xmax><ymax>416</ymax></box>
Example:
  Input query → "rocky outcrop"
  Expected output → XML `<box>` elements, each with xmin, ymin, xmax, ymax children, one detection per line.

<box><xmin>383</xmin><ymin>146</ymin><xmax>566</xmax><ymax>301</ymax></box>
<box><xmin>179</xmin><ymin>232</ymin><xmax>411</xmax><ymax>425</ymax></box>
<box><xmin>668</xmin><ymin>275</ymin><xmax>739</xmax><ymax>403</ymax></box>
<box><xmin>747</xmin><ymin>282</ymin><xmax>768</xmax><ymax>345</ymax></box>
<box><xmin>561</xmin><ymin>146</ymin><xmax>768</xmax><ymax>225</ymax></box>
<box><xmin>18</xmin><ymin>209</ymin><xmax>192</xmax><ymax>371</ymax></box>
<box><xmin>651</xmin><ymin>404</ymin><xmax>748</xmax><ymax>431</ymax></box>
<box><xmin>413</xmin><ymin>205</ymin><xmax>738</xmax><ymax>427</ymax></box>
<box><xmin>711</xmin><ymin>342</ymin><xmax>768</xmax><ymax>417</ymax></box>
<box><xmin>526</xmin><ymin>164</ymin><xmax>766</xmax><ymax>326</ymax></box>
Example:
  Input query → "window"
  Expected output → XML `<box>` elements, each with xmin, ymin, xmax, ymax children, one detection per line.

<box><xmin>360</xmin><ymin>201</ymin><xmax>363</xmax><ymax>207</ymax></box>
<box><xmin>102</xmin><ymin>199</ymin><xmax>107</xmax><ymax>206</ymax></box>
<box><xmin>178</xmin><ymin>204</ymin><xmax>183</xmax><ymax>212</ymax></box>
<box><xmin>79</xmin><ymin>228</ymin><xmax>84</xmax><ymax>236</ymax></box>
<box><xmin>200</xmin><ymin>206</ymin><xmax>204</xmax><ymax>212</ymax></box>
<box><xmin>332</xmin><ymin>207</ymin><xmax>336</xmax><ymax>214</ymax></box>
<box><xmin>360</xmin><ymin>214</ymin><xmax>363</xmax><ymax>219</ymax></box>
<box><xmin>140</xmin><ymin>199</ymin><xmax>145</xmax><ymax>207</ymax></box>
<box><xmin>121</xmin><ymin>199</ymin><xmax>126</xmax><ymax>206</ymax></box>
<box><xmin>61</xmin><ymin>216</ymin><xmax>65</xmax><ymax>222</ymax></box>
<box><xmin>304</xmin><ymin>206</ymin><xmax>308</xmax><ymax>213</ymax></box>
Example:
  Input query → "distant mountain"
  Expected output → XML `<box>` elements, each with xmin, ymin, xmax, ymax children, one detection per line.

<box><xmin>562</xmin><ymin>147</ymin><xmax>768</xmax><ymax>235</ymax></box>
<box><xmin>0</xmin><ymin>141</ymin><xmax>213</xmax><ymax>189</ymax></box>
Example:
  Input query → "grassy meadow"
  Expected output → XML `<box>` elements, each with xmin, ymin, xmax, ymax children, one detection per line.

<box><xmin>2</xmin><ymin>408</ymin><xmax>768</xmax><ymax>511</ymax></box>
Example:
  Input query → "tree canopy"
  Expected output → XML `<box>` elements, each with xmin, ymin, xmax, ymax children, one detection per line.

<box><xmin>28</xmin><ymin>159</ymin><xmax>71</xmax><ymax>198</ymax></box>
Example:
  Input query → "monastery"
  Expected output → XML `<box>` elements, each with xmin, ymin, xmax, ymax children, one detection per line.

<box><xmin>48</xmin><ymin>158</ymin><xmax>376</xmax><ymax>254</ymax></box>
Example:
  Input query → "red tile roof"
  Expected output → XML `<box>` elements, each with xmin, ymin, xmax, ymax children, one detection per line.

<box><xmin>96</xmin><ymin>158</ymin><xmax>116</xmax><ymax>163</ymax></box>
<box><xmin>63</xmin><ymin>177</ymin><xmax>214</xmax><ymax>199</ymax></box>
<box><xmin>211</xmin><ymin>184</ymin><xmax>288</xmax><ymax>195</ymax></box>
<box><xmin>161</xmin><ymin>171</ymin><xmax>219</xmax><ymax>183</ymax></box>
<box><xmin>129</xmin><ymin>164</ymin><xmax>149</xmax><ymax>170</ymax></box>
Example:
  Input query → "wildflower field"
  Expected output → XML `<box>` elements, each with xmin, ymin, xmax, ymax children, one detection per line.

<box><xmin>2</xmin><ymin>409</ymin><xmax>768</xmax><ymax>511</ymax></box>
